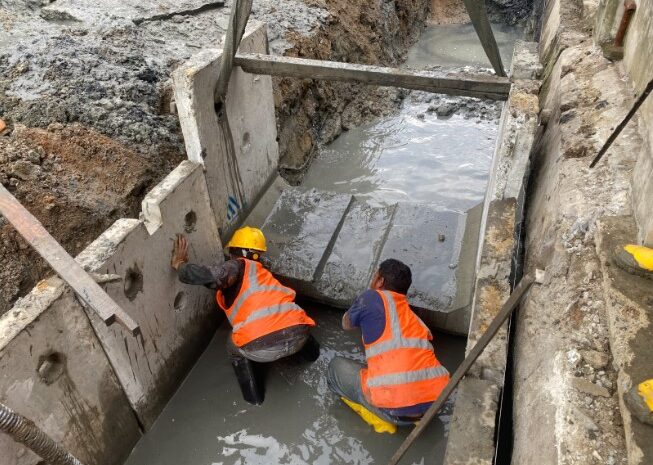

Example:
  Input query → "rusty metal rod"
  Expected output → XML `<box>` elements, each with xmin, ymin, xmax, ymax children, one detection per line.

<box><xmin>386</xmin><ymin>272</ymin><xmax>540</xmax><ymax>465</ymax></box>
<box><xmin>0</xmin><ymin>402</ymin><xmax>86</xmax><ymax>465</ymax></box>
<box><xmin>590</xmin><ymin>77</ymin><xmax>653</xmax><ymax>168</ymax></box>
<box><xmin>615</xmin><ymin>0</ymin><xmax>637</xmax><ymax>47</ymax></box>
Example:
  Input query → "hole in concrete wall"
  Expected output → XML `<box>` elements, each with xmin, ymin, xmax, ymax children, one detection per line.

<box><xmin>124</xmin><ymin>264</ymin><xmax>144</xmax><ymax>301</ymax></box>
<box><xmin>37</xmin><ymin>352</ymin><xmax>66</xmax><ymax>385</ymax></box>
<box><xmin>184</xmin><ymin>210</ymin><xmax>197</xmax><ymax>233</ymax></box>
<box><xmin>173</xmin><ymin>291</ymin><xmax>187</xmax><ymax>312</ymax></box>
<box><xmin>242</xmin><ymin>131</ymin><xmax>251</xmax><ymax>152</ymax></box>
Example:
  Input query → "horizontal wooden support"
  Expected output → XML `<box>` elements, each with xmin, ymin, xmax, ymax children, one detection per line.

<box><xmin>0</xmin><ymin>183</ymin><xmax>140</xmax><ymax>336</ymax></box>
<box><xmin>234</xmin><ymin>53</ymin><xmax>511</xmax><ymax>100</ymax></box>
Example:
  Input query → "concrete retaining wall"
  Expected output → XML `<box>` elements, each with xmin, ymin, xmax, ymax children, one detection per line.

<box><xmin>75</xmin><ymin>161</ymin><xmax>223</xmax><ymax>428</ymax></box>
<box><xmin>443</xmin><ymin>41</ymin><xmax>540</xmax><ymax>465</ymax></box>
<box><xmin>173</xmin><ymin>21</ymin><xmax>279</xmax><ymax>239</ymax></box>
<box><xmin>0</xmin><ymin>279</ymin><xmax>141</xmax><ymax>465</ymax></box>
<box><xmin>593</xmin><ymin>0</ymin><xmax>653</xmax><ymax>245</ymax></box>
<box><xmin>0</xmin><ymin>159</ymin><xmax>224</xmax><ymax>463</ymax></box>
<box><xmin>1</xmin><ymin>22</ymin><xmax>278</xmax><ymax>462</ymax></box>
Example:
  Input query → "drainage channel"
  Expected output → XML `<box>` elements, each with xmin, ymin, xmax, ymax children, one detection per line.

<box><xmin>124</xmin><ymin>21</ymin><xmax>524</xmax><ymax>465</ymax></box>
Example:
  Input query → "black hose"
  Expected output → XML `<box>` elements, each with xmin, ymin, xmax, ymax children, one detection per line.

<box><xmin>0</xmin><ymin>402</ymin><xmax>85</xmax><ymax>465</ymax></box>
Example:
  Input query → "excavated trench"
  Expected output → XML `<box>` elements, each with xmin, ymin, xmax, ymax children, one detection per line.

<box><xmin>123</xmin><ymin>20</ymin><xmax>525</xmax><ymax>465</ymax></box>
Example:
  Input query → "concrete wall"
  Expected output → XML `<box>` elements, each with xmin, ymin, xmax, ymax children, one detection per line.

<box><xmin>75</xmin><ymin>161</ymin><xmax>223</xmax><ymax>428</ymax></box>
<box><xmin>593</xmin><ymin>0</ymin><xmax>653</xmax><ymax>245</ymax></box>
<box><xmin>173</xmin><ymin>22</ymin><xmax>279</xmax><ymax>239</ymax></box>
<box><xmin>0</xmin><ymin>278</ymin><xmax>141</xmax><ymax>465</ymax></box>
<box><xmin>443</xmin><ymin>41</ymin><xmax>541</xmax><ymax>465</ymax></box>
<box><xmin>1</xmin><ymin>159</ymin><xmax>223</xmax><ymax>465</ymax></box>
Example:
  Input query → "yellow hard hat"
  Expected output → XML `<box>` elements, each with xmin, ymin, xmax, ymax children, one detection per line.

<box><xmin>227</xmin><ymin>226</ymin><xmax>267</xmax><ymax>252</ymax></box>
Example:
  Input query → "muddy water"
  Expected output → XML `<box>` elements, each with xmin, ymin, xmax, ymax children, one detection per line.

<box><xmin>302</xmin><ymin>22</ymin><xmax>523</xmax><ymax>212</ymax></box>
<box><xmin>125</xmin><ymin>306</ymin><xmax>465</xmax><ymax>465</ymax></box>
<box><xmin>405</xmin><ymin>23</ymin><xmax>524</xmax><ymax>69</ymax></box>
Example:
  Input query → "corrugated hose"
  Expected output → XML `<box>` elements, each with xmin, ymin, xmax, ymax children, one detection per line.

<box><xmin>0</xmin><ymin>402</ymin><xmax>85</xmax><ymax>465</ymax></box>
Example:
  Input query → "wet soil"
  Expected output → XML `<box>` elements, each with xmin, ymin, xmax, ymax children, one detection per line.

<box><xmin>0</xmin><ymin>0</ymin><xmax>429</xmax><ymax>315</ymax></box>
<box><xmin>125</xmin><ymin>305</ymin><xmax>465</xmax><ymax>465</ymax></box>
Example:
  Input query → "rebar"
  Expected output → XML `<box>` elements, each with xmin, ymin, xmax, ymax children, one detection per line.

<box><xmin>0</xmin><ymin>402</ymin><xmax>85</xmax><ymax>465</ymax></box>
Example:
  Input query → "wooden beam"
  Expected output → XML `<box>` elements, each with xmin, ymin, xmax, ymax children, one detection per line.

<box><xmin>0</xmin><ymin>183</ymin><xmax>140</xmax><ymax>336</ymax></box>
<box><xmin>234</xmin><ymin>53</ymin><xmax>511</xmax><ymax>100</ymax></box>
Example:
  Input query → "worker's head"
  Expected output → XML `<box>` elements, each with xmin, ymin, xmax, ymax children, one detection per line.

<box><xmin>226</xmin><ymin>226</ymin><xmax>267</xmax><ymax>261</ymax></box>
<box><xmin>371</xmin><ymin>259</ymin><xmax>412</xmax><ymax>294</ymax></box>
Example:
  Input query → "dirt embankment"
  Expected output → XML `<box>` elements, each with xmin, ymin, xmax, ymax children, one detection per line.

<box><xmin>0</xmin><ymin>0</ymin><xmax>429</xmax><ymax>314</ymax></box>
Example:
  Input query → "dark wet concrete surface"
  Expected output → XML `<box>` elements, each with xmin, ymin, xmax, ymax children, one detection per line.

<box><xmin>125</xmin><ymin>305</ymin><xmax>465</xmax><ymax>465</ymax></box>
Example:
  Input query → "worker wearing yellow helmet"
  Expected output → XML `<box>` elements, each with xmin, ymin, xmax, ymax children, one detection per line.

<box><xmin>171</xmin><ymin>226</ymin><xmax>319</xmax><ymax>405</ymax></box>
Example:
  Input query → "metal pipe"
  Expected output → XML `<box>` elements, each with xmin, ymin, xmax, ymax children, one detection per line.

<box><xmin>0</xmin><ymin>402</ymin><xmax>86</xmax><ymax>465</ymax></box>
<box><xmin>615</xmin><ymin>0</ymin><xmax>637</xmax><ymax>47</ymax></box>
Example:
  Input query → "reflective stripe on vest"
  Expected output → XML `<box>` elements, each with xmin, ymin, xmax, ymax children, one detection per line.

<box><xmin>366</xmin><ymin>366</ymin><xmax>451</xmax><ymax>387</ymax></box>
<box><xmin>364</xmin><ymin>290</ymin><xmax>449</xmax><ymax>387</ymax></box>
<box><xmin>232</xmin><ymin>302</ymin><xmax>303</xmax><ymax>332</ymax></box>
<box><xmin>226</xmin><ymin>261</ymin><xmax>296</xmax><ymax>325</ymax></box>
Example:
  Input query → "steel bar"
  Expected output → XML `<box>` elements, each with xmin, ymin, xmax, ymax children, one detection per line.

<box><xmin>386</xmin><ymin>272</ymin><xmax>540</xmax><ymax>465</ymax></box>
<box><xmin>590</xmin><ymin>77</ymin><xmax>653</xmax><ymax>168</ymax></box>
<box><xmin>0</xmin><ymin>183</ymin><xmax>140</xmax><ymax>335</ymax></box>
<box><xmin>234</xmin><ymin>53</ymin><xmax>511</xmax><ymax>100</ymax></box>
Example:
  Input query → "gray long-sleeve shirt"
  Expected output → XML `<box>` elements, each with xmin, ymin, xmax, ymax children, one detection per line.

<box><xmin>177</xmin><ymin>259</ymin><xmax>244</xmax><ymax>308</ymax></box>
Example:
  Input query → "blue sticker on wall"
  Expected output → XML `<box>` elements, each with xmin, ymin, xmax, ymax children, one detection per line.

<box><xmin>226</xmin><ymin>195</ymin><xmax>241</xmax><ymax>222</ymax></box>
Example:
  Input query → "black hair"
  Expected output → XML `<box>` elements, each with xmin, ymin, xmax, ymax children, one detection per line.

<box><xmin>377</xmin><ymin>258</ymin><xmax>412</xmax><ymax>294</ymax></box>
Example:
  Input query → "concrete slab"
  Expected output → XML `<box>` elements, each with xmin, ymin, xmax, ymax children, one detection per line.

<box><xmin>173</xmin><ymin>23</ymin><xmax>279</xmax><ymax>237</ymax></box>
<box><xmin>0</xmin><ymin>278</ymin><xmax>141</xmax><ymax>465</ymax></box>
<box><xmin>314</xmin><ymin>200</ymin><xmax>396</xmax><ymax>307</ymax></box>
<box><xmin>596</xmin><ymin>216</ymin><xmax>653</xmax><ymax>465</ymax></box>
<box><xmin>379</xmin><ymin>202</ymin><xmax>466</xmax><ymax>314</ymax></box>
<box><xmin>42</xmin><ymin>0</ymin><xmax>224</xmax><ymax>26</ymax></box>
<box><xmin>261</xmin><ymin>188</ymin><xmax>353</xmax><ymax>297</ymax></box>
<box><xmin>124</xmin><ymin>305</ymin><xmax>466</xmax><ymax>465</ymax></box>
<box><xmin>75</xmin><ymin>161</ymin><xmax>223</xmax><ymax>429</ymax></box>
<box><xmin>442</xmin><ymin>378</ymin><xmax>500</xmax><ymax>465</ymax></box>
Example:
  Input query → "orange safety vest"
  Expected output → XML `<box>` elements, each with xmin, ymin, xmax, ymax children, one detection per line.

<box><xmin>216</xmin><ymin>259</ymin><xmax>315</xmax><ymax>347</ymax></box>
<box><xmin>360</xmin><ymin>290</ymin><xmax>450</xmax><ymax>409</ymax></box>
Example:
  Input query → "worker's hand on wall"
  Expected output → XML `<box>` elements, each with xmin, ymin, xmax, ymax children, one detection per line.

<box><xmin>171</xmin><ymin>234</ymin><xmax>189</xmax><ymax>270</ymax></box>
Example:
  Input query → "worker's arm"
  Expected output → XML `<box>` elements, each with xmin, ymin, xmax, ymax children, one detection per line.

<box><xmin>342</xmin><ymin>311</ymin><xmax>355</xmax><ymax>330</ymax></box>
<box><xmin>344</xmin><ymin>290</ymin><xmax>386</xmax><ymax>344</ymax></box>
<box><xmin>171</xmin><ymin>234</ymin><xmax>240</xmax><ymax>290</ymax></box>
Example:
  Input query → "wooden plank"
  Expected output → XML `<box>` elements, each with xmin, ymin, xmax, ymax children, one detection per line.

<box><xmin>234</xmin><ymin>53</ymin><xmax>511</xmax><ymax>100</ymax></box>
<box><xmin>385</xmin><ymin>272</ymin><xmax>541</xmax><ymax>465</ymax></box>
<box><xmin>0</xmin><ymin>183</ymin><xmax>140</xmax><ymax>336</ymax></box>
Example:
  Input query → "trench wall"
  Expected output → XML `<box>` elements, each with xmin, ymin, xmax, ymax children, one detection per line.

<box><xmin>173</xmin><ymin>22</ymin><xmax>278</xmax><ymax>240</ymax></box>
<box><xmin>594</xmin><ymin>0</ymin><xmax>653</xmax><ymax>245</ymax></box>
<box><xmin>443</xmin><ymin>41</ymin><xmax>541</xmax><ymax>465</ymax></box>
<box><xmin>0</xmin><ymin>23</ymin><xmax>277</xmax><ymax>464</ymax></box>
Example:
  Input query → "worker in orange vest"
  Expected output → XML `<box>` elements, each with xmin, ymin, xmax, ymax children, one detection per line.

<box><xmin>171</xmin><ymin>226</ymin><xmax>319</xmax><ymax>405</ymax></box>
<box><xmin>327</xmin><ymin>259</ymin><xmax>450</xmax><ymax>426</ymax></box>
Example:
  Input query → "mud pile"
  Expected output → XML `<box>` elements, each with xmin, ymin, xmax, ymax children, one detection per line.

<box><xmin>0</xmin><ymin>0</ymin><xmax>429</xmax><ymax>314</ymax></box>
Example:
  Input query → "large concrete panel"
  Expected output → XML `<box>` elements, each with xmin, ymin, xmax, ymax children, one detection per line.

<box><xmin>0</xmin><ymin>278</ymin><xmax>141</xmax><ymax>465</ymax></box>
<box><xmin>379</xmin><ymin>202</ymin><xmax>467</xmax><ymax>313</ymax></box>
<box><xmin>173</xmin><ymin>23</ymin><xmax>279</xmax><ymax>238</ymax></box>
<box><xmin>261</xmin><ymin>188</ymin><xmax>353</xmax><ymax>297</ymax></box>
<box><xmin>315</xmin><ymin>200</ymin><xmax>396</xmax><ymax>307</ymax></box>
<box><xmin>75</xmin><ymin>161</ymin><xmax>223</xmax><ymax>428</ymax></box>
